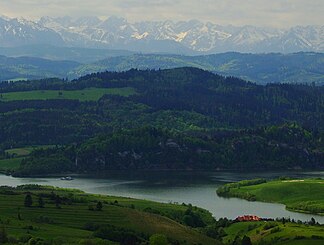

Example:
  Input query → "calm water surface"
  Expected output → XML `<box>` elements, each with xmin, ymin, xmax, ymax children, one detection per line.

<box><xmin>0</xmin><ymin>171</ymin><xmax>323</xmax><ymax>223</ymax></box>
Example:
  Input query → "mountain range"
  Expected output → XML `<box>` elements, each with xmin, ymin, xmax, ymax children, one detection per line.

<box><xmin>0</xmin><ymin>52</ymin><xmax>323</xmax><ymax>85</ymax></box>
<box><xmin>70</xmin><ymin>52</ymin><xmax>324</xmax><ymax>85</ymax></box>
<box><xmin>0</xmin><ymin>15</ymin><xmax>323</xmax><ymax>54</ymax></box>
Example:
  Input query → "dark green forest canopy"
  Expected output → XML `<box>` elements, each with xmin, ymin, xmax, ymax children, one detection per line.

<box><xmin>14</xmin><ymin>124</ymin><xmax>324</xmax><ymax>176</ymax></box>
<box><xmin>0</xmin><ymin>68</ymin><xmax>323</xmax><ymax>174</ymax></box>
<box><xmin>1</xmin><ymin>67</ymin><xmax>324</xmax><ymax>131</ymax></box>
<box><xmin>0</xmin><ymin>67</ymin><xmax>323</xmax><ymax>144</ymax></box>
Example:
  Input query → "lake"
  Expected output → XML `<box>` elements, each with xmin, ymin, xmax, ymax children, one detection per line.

<box><xmin>0</xmin><ymin>170</ymin><xmax>323</xmax><ymax>223</ymax></box>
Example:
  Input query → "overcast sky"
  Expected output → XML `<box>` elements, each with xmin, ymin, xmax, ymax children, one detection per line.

<box><xmin>0</xmin><ymin>0</ymin><xmax>323</xmax><ymax>27</ymax></box>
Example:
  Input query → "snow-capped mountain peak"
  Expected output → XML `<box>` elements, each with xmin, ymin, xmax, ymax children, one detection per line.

<box><xmin>0</xmin><ymin>16</ymin><xmax>64</xmax><ymax>47</ymax></box>
<box><xmin>0</xmin><ymin>15</ymin><xmax>323</xmax><ymax>53</ymax></box>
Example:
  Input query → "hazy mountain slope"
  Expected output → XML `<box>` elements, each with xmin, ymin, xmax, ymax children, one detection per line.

<box><xmin>70</xmin><ymin>52</ymin><xmax>324</xmax><ymax>85</ymax></box>
<box><xmin>0</xmin><ymin>55</ymin><xmax>80</xmax><ymax>81</ymax></box>
<box><xmin>0</xmin><ymin>45</ymin><xmax>135</xmax><ymax>63</ymax></box>
<box><xmin>0</xmin><ymin>51</ymin><xmax>323</xmax><ymax>85</ymax></box>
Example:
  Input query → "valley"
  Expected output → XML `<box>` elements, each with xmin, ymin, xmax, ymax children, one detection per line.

<box><xmin>0</xmin><ymin>67</ymin><xmax>323</xmax><ymax>243</ymax></box>
<box><xmin>0</xmin><ymin>173</ymin><xmax>323</xmax><ymax>244</ymax></box>
<box><xmin>1</xmin><ymin>1</ymin><xmax>324</xmax><ymax>244</ymax></box>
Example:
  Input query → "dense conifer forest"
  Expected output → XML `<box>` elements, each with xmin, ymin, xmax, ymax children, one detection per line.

<box><xmin>0</xmin><ymin>68</ymin><xmax>323</xmax><ymax>175</ymax></box>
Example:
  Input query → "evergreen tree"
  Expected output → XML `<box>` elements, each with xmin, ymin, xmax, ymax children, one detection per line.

<box><xmin>0</xmin><ymin>226</ymin><xmax>8</xmax><ymax>243</ymax></box>
<box><xmin>241</xmin><ymin>235</ymin><xmax>252</xmax><ymax>245</ymax></box>
<box><xmin>38</xmin><ymin>196</ymin><xmax>45</xmax><ymax>208</ymax></box>
<box><xmin>17</xmin><ymin>207</ymin><xmax>22</xmax><ymax>220</ymax></box>
<box><xmin>55</xmin><ymin>195</ymin><xmax>61</xmax><ymax>209</ymax></box>
<box><xmin>96</xmin><ymin>201</ymin><xmax>103</xmax><ymax>211</ymax></box>
<box><xmin>309</xmin><ymin>217</ymin><xmax>316</xmax><ymax>225</ymax></box>
<box><xmin>24</xmin><ymin>194</ymin><xmax>33</xmax><ymax>207</ymax></box>
<box><xmin>232</xmin><ymin>235</ymin><xmax>241</xmax><ymax>245</ymax></box>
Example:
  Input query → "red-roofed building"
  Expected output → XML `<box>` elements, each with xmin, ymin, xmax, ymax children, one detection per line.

<box><xmin>236</xmin><ymin>215</ymin><xmax>261</xmax><ymax>222</ymax></box>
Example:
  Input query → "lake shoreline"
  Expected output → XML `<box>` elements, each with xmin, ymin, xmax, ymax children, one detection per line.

<box><xmin>1</xmin><ymin>171</ymin><xmax>324</xmax><ymax>224</ymax></box>
<box><xmin>7</xmin><ymin>168</ymin><xmax>324</xmax><ymax>178</ymax></box>
<box><xmin>217</xmin><ymin>178</ymin><xmax>324</xmax><ymax>217</ymax></box>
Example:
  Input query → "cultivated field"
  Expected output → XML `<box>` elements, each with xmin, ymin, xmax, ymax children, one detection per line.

<box><xmin>0</xmin><ymin>87</ymin><xmax>137</xmax><ymax>102</ymax></box>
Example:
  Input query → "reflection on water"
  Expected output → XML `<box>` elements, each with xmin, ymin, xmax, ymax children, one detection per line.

<box><xmin>0</xmin><ymin>170</ymin><xmax>323</xmax><ymax>223</ymax></box>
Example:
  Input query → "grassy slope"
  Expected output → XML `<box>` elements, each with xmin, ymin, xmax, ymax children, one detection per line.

<box><xmin>5</xmin><ymin>146</ymin><xmax>55</xmax><ymax>157</ymax></box>
<box><xmin>278</xmin><ymin>241</ymin><xmax>324</xmax><ymax>245</ymax></box>
<box><xmin>0</xmin><ymin>146</ymin><xmax>54</xmax><ymax>172</ymax></box>
<box><xmin>218</xmin><ymin>179</ymin><xmax>324</xmax><ymax>215</ymax></box>
<box><xmin>0</xmin><ymin>158</ymin><xmax>23</xmax><ymax>171</ymax></box>
<box><xmin>0</xmin><ymin>87</ymin><xmax>136</xmax><ymax>102</ymax></box>
<box><xmin>0</xmin><ymin>186</ymin><xmax>219</xmax><ymax>245</ymax></box>
<box><xmin>223</xmin><ymin>221</ymin><xmax>324</xmax><ymax>245</ymax></box>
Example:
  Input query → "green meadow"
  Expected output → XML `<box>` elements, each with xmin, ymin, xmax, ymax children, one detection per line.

<box><xmin>0</xmin><ymin>184</ymin><xmax>323</xmax><ymax>244</ymax></box>
<box><xmin>217</xmin><ymin>178</ymin><xmax>324</xmax><ymax>215</ymax></box>
<box><xmin>5</xmin><ymin>146</ymin><xmax>54</xmax><ymax>157</ymax></box>
<box><xmin>0</xmin><ymin>185</ymin><xmax>219</xmax><ymax>245</ymax></box>
<box><xmin>222</xmin><ymin>221</ymin><xmax>324</xmax><ymax>245</ymax></box>
<box><xmin>0</xmin><ymin>158</ymin><xmax>22</xmax><ymax>172</ymax></box>
<box><xmin>0</xmin><ymin>146</ymin><xmax>55</xmax><ymax>173</ymax></box>
<box><xmin>0</xmin><ymin>87</ymin><xmax>137</xmax><ymax>102</ymax></box>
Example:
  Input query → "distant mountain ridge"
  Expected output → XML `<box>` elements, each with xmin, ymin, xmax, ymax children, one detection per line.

<box><xmin>0</xmin><ymin>44</ymin><xmax>134</xmax><ymax>63</ymax></box>
<box><xmin>0</xmin><ymin>52</ymin><xmax>323</xmax><ymax>85</ymax></box>
<box><xmin>0</xmin><ymin>55</ymin><xmax>80</xmax><ymax>81</ymax></box>
<box><xmin>0</xmin><ymin>15</ymin><xmax>323</xmax><ymax>54</ymax></box>
<box><xmin>71</xmin><ymin>52</ymin><xmax>324</xmax><ymax>85</ymax></box>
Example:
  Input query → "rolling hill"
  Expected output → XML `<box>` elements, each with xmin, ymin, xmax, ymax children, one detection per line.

<box><xmin>71</xmin><ymin>52</ymin><xmax>324</xmax><ymax>85</ymax></box>
<box><xmin>0</xmin><ymin>67</ymin><xmax>323</xmax><ymax>174</ymax></box>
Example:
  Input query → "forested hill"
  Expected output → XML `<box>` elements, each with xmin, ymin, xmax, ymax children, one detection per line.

<box><xmin>0</xmin><ymin>67</ymin><xmax>324</xmax><ymax>174</ymax></box>
<box><xmin>1</xmin><ymin>67</ymin><xmax>324</xmax><ymax>143</ymax></box>
<box><xmin>66</xmin><ymin>68</ymin><xmax>324</xmax><ymax>129</ymax></box>
<box><xmin>0</xmin><ymin>55</ymin><xmax>80</xmax><ymax>81</ymax></box>
<box><xmin>15</xmin><ymin>124</ymin><xmax>324</xmax><ymax>176</ymax></box>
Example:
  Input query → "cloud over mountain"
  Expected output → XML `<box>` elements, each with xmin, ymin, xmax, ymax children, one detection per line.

<box><xmin>0</xmin><ymin>0</ymin><xmax>323</xmax><ymax>28</ymax></box>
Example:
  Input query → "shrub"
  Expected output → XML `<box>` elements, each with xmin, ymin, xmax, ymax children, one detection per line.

<box><xmin>19</xmin><ymin>234</ymin><xmax>33</xmax><ymax>243</ymax></box>
<box><xmin>295</xmin><ymin>235</ymin><xmax>306</xmax><ymax>240</ymax></box>
<box><xmin>96</xmin><ymin>201</ymin><xmax>103</xmax><ymax>211</ymax></box>
<box><xmin>270</xmin><ymin>227</ymin><xmax>281</xmax><ymax>234</ymax></box>
<box><xmin>149</xmin><ymin>234</ymin><xmax>169</xmax><ymax>245</ymax></box>
<box><xmin>24</xmin><ymin>194</ymin><xmax>33</xmax><ymax>207</ymax></box>
<box><xmin>263</xmin><ymin>222</ymin><xmax>277</xmax><ymax>230</ymax></box>
<box><xmin>93</xmin><ymin>224</ymin><xmax>145</xmax><ymax>245</ymax></box>
<box><xmin>34</xmin><ymin>216</ymin><xmax>54</xmax><ymax>224</ymax></box>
